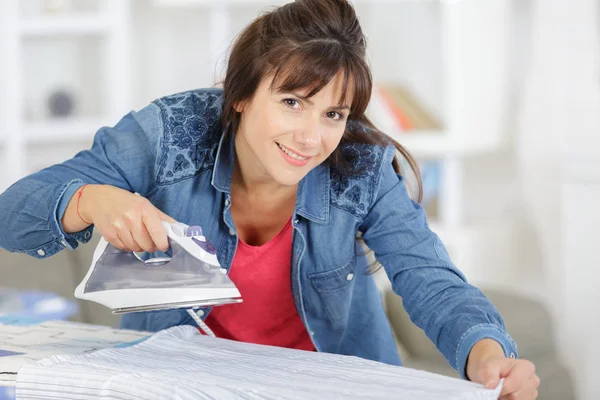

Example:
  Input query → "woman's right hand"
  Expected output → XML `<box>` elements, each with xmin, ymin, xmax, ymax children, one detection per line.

<box><xmin>65</xmin><ymin>184</ymin><xmax>175</xmax><ymax>253</ymax></box>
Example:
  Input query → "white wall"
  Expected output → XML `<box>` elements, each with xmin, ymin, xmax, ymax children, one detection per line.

<box><xmin>517</xmin><ymin>0</ymin><xmax>600</xmax><ymax>398</ymax></box>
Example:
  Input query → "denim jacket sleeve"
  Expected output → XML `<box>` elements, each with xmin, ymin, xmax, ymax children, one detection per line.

<box><xmin>359</xmin><ymin>145</ymin><xmax>518</xmax><ymax>379</ymax></box>
<box><xmin>0</xmin><ymin>104</ymin><xmax>163</xmax><ymax>259</ymax></box>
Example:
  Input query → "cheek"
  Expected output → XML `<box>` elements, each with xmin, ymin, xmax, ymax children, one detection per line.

<box><xmin>271</xmin><ymin>110</ymin><xmax>303</xmax><ymax>134</ymax></box>
<box><xmin>258</xmin><ymin>109</ymin><xmax>292</xmax><ymax>140</ymax></box>
<box><xmin>321</xmin><ymin>130</ymin><xmax>345</xmax><ymax>156</ymax></box>
<box><xmin>245</xmin><ymin>109</ymin><xmax>277</xmax><ymax>144</ymax></box>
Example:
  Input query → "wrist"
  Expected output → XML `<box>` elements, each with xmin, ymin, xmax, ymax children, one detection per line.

<box><xmin>466</xmin><ymin>338</ymin><xmax>505</xmax><ymax>381</ymax></box>
<box><xmin>77</xmin><ymin>184</ymin><xmax>98</xmax><ymax>225</ymax></box>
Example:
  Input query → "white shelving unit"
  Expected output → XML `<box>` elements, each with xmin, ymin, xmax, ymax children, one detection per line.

<box><xmin>23</xmin><ymin>117</ymin><xmax>110</xmax><ymax>143</ymax></box>
<box><xmin>18</xmin><ymin>15</ymin><xmax>112</xmax><ymax>36</ymax></box>
<box><xmin>0</xmin><ymin>0</ymin><xmax>132</xmax><ymax>192</ymax></box>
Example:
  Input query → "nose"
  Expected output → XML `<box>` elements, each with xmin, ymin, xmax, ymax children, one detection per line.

<box><xmin>294</xmin><ymin>118</ymin><xmax>321</xmax><ymax>148</ymax></box>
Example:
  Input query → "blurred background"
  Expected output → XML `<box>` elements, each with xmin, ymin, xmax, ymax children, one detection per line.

<box><xmin>0</xmin><ymin>0</ymin><xmax>597</xmax><ymax>398</ymax></box>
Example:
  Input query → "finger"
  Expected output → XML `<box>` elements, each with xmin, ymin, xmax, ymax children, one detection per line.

<box><xmin>158</xmin><ymin>210</ymin><xmax>176</xmax><ymax>224</ymax></box>
<box><xmin>117</xmin><ymin>229</ymin><xmax>142</xmax><ymax>252</ymax></box>
<box><xmin>509</xmin><ymin>375</ymin><xmax>540</xmax><ymax>399</ymax></box>
<box><xmin>106</xmin><ymin>235</ymin><xmax>128</xmax><ymax>251</ymax></box>
<box><xmin>479</xmin><ymin>361</ymin><xmax>505</xmax><ymax>389</ymax></box>
<box><xmin>501</xmin><ymin>389</ymin><xmax>538</xmax><ymax>400</ymax></box>
<box><xmin>500</xmin><ymin>360</ymin><xmax>535</xmax><ymax>395</ymax></box>
<box><xmin>128</xmin><ymin>215</ymin><xmax>158</xmax><ymax>253</ymax></box>
<box><xmin>530</xmin><ymin>374</ymin><xmax>541</xmax><ymax>390</ymax></box>
<box><xmin>508</xmin><ymin>388</ymin><xmax>539</xmax><ymax>400</ymax></box>
<box><xmin>104</xmin><ymin>224</ymin><xmax>129</xmax><ymax>251</ymax></box>
<box><xmin>144</xmin><ymin>212</ymin><xmax>170</xmax><ymax>253</ymax></box>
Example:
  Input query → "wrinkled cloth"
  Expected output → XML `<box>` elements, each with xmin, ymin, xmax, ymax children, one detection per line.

<box><xmin>17</xmin><ymin>325</ymin><xmax>502</xmax><ymax>400</ymax></box>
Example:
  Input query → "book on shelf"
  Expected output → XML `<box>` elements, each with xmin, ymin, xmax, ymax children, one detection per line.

<box><xmin>367</xmin><ymin>83</ymin><xmax>442</xmax><ymax>134</ymax></box>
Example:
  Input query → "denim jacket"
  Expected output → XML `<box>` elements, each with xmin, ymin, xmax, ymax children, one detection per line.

<box><xmin>0</xmin><ymin>88</ymin><xmax>517</xmax><ymax>378</ymax></box>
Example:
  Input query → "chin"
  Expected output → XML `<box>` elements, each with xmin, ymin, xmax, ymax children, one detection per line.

<box><xmin>269</xmin><ymin>165</ymin><xmax>312</xmax><ymax>187</ymax></box>
<box><xmin>272</xmin><ymin>172</ymin><xmax>305</xmax><ymax>187</ymax></box>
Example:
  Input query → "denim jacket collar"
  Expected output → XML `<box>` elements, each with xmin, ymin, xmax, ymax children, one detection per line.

<box><xmin>210</xmin><ymin>133</ymin><xmax>234</xmax><ymax>195</ymax></box>
<box><xmin>211</xmin><ymin>132</ymin><xmax>330</xmax><ymax>225</ymax></box>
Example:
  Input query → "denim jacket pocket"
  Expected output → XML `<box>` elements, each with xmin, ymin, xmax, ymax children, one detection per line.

<box><xmin>308</xmin><ymin>259</ymin><xmax>355</xmax><ymax>323</ymax></box>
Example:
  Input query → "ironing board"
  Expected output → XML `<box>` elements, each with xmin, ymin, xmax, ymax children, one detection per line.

<box><xmin>0</xmin><ymin>316</ymin><xmax>150</xmax><ymax>400</ymax></box>
<box><xmin>9</xmin><ymin>324</ymin><xmax>503</xmax><ymax>400</ymax></box>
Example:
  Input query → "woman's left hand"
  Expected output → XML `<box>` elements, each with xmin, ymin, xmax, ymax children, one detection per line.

<box><xmin>467</xmin><ymin>339</ymin><xmax>540</xmax><ymax>399</ymax></box>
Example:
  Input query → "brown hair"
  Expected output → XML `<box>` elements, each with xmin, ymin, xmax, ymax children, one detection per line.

<box><xmin>222</xmin><ymin>0</ymin><xmax>422</xmax><ymax>202</ymax></box>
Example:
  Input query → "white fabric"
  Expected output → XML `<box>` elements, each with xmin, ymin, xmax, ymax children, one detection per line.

<box><xmin>16</xmin><ymin>325</ymin><xmax>502</xmax><ymax>400</ymax></box>
<box><xmin>0</xmin><ymin>319</ymin><xmax>149</xmax><ymax>387</ymax></box>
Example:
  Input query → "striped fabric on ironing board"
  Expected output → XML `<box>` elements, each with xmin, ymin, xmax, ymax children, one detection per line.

<box><xmin>16</xmin><ymin>325</ymin><xmax>503</xmax><ymax>399</ymax></box>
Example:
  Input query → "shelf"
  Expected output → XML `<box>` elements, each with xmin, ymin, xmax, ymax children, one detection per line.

<box><xmin>384</xmin><ymin>130</ymin><xmax>506</xmax><ymax>158</ymax></box>
<box><xmin>24</xmin><ymin>118</ymin><xmax>106</xmax><ymax>143</ymax></box>
<box><xmin>19</xmin><ymin>15</ymin><xmax>112</xmax><ymax>36</ymax></box>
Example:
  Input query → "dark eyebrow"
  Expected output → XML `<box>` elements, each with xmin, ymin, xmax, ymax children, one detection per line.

<box><xmin>330</xmin><ymin>104</ymin><xmax>351</xmax><ymax>112</ymax></box>
<box><xmin>289</xmin><ymin>92</ymin><xmax>350</xmax><ymax>112</ymax></box>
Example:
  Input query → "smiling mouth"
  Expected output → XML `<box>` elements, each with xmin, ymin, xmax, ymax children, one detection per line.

<box><xmin>277</xmin><ymin>143</ymin><xmax>311</xmax><ymax>161</ymax></box>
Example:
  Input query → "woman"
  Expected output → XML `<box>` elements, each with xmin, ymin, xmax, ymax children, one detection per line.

<box><xmin>0</xmin><ymin>0</ymin><xmax>538</xmax><ymax>398</ymax></box>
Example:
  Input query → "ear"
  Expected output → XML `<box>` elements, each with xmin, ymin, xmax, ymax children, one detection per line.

<box><xmin>233</xmin><ymin>100</ymin><xmax>246</xmax><ymax>113</ymax></box>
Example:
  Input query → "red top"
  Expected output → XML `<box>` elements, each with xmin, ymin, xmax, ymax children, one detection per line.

<box><xmin>204</xmin><ymin>219</ymin><xmax>315</xmax><ymax>351</ymax></box>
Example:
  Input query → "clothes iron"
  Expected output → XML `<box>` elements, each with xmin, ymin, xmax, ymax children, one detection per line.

<box><xmin>75</xmin><ymin>221</ymin><xmax>242</xmax><ymax>314</ymax></box>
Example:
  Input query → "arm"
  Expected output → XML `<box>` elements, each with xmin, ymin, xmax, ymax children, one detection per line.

<box><xmin>0</xmin><ymin>104</ymin><xmax>163</xmax><ymax>258</ymax></box>
<box><xmin>359</xmin><ymin>146</ymin><xmax>518</xmax><ymax>379</ymax></box>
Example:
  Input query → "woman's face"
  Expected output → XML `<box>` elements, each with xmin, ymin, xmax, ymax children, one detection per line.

<box><xmin>234</xmin><ymin>71</ymin><xmax>351</xmax><ymax>187</ymax></box>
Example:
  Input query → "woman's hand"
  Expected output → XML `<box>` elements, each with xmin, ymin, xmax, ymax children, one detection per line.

<box><xmin>467</xmin><ymin>339</ymin><xmax>540</xmax><ymax>399</ymax></box>
<box><xmin>65</xmin><ymin>184</ymin><xmax>175</xmax><ymax>253</ymax></box>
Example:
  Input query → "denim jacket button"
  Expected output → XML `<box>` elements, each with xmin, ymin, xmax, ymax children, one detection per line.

<box><xmin>84</xmin><ymin>231</ymin><xmax>91</xmax><ymax>240</ymax></box>
<box><xmin>196</xmin><ymin>309</ymin><xmax>205</xmax><ymax>317</ymax></box>
<box><xmin>37</xmin><ymin>249</ymin><xmax>45</xmax><ymax>257</ymax></box>
<box><xmin>229</xmin><ymin>228</ymin><xmax>235</xmax><ymax>236</ymax></box>
<box><xmin>509</xmin><ymin>352</ymin><xmax>516</xmax><ymax>358</ymax></box>
<box><xmin>346</xmin><ymin>273</ymin><xmax>354</xmax><ymax>281</ymax></box>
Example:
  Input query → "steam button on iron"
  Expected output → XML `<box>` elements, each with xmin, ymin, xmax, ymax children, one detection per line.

<box><xmin>185</xmin><ymin>225</ymin><xmax>203</xmax><ymax>237</ymax></box>
<box><xmin>184</xmin><ymin>225</ymin><xmax>217</xmax><ymax>255</ymax></box>
<box><xmin>170</xmin><ymin>222</ymin><xmax>190</xmax><ymax>237</ymax></box>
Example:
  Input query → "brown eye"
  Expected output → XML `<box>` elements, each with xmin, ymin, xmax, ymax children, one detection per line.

<box><xmin>327</xmin><ymin>111</ymin><xmax>343</xmax><ymax>120</ymax></box>
<box><xmin>283</xmin><ymin>98</ymin><xmax>299</xmax><ymax>108</ymax></box>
